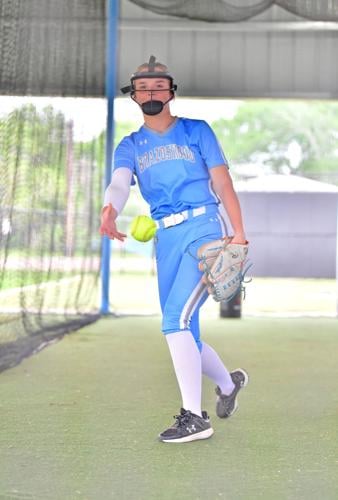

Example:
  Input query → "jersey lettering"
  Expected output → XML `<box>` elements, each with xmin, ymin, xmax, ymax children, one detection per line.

<box><xmin>138</xmin><ymin>144</ymin><xmax>195</xmax><ymax>173</ymax></box>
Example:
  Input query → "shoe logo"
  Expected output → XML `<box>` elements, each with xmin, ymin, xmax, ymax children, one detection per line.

<box><xmin>186</xmin><ymin>425</ymin><xmax>196</xmax><ymax>433</ymax></box>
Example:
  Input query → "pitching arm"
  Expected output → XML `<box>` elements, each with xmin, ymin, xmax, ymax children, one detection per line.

<box><xmin>100</xmin><ymin>167</ymin><xmax>132</xmax><ymax>241</ymax></box>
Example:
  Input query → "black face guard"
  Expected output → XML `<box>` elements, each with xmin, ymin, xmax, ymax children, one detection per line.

<box><xmin>131</xmin><ymin>91</ymin><xmax>174</xmax><ymax>116</ymax></box>
<box><xmin>120</xmin><ymin>55</ymin><xmax>177</xmax><ymax>115</ymax></box>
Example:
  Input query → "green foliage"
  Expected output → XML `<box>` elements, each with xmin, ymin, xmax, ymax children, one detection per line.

<box><xmin>0</xmin><ymin>103</ymin><xmax>106</xmax><ymax>257</ymax></box>
<box><xmin>211</xmin><ymin>100</ymin><xmax>338</xmax><ymax>179</ymax></box>
<box><xmin>0</xmin><ymin>104</ymin><xmax>67</xmax><ymax>209</ymax></box>
<box><xmin>114</xmin><ymin>121</ymin><xmax>138</xmax><ymax>145</ymax></box>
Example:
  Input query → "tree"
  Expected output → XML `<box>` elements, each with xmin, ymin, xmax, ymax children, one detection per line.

<box><xmin>211</xmin><ymin>100</ymin><xmax>338</xmax><ymax>181</ymax></box>
<box><xmin>0</xmin><ymin>104</ymin><xmax>67</xmax><ymax>210</ymax></box>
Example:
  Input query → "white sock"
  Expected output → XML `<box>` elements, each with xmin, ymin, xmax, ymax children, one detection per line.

<box><xmin>201</xmin><ymin>342</ymin><xmax>235</xmax><ymax>395</ymax></box>
<box><xmin>166</xmin><ymin>331</ymin><xmax>202</xmax><ymax>417</ymax></box>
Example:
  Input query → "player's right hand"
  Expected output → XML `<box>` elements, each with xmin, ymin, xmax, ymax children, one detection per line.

<box><xmin>99</xmin><ymin>203</ymin><xmax>127</xmax><ymax>242</ymax></box>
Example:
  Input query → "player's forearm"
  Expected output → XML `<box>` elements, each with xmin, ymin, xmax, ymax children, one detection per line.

<box><xmin>103</xmin><ymin>183</ymin><xmax>129</xmax><ymax>215</ymax></box>
<box><xmin>103</xmin><ymin>167</ymin><xmax>132</xmax><ymax>215</ymax></box>
<box><xmin>211</xmin><ymin>166</ymin><xmax>246</xmax><ymax>239</ymax></box>
<box><xmin>221</xmin><ymin>189</ymin><xmax>246</xmax><ymax>239</ymax></box>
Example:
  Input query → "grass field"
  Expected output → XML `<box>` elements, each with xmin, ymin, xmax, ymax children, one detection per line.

<box><xmin>1</xmin><ymin>252</ymin><xmax>336</xmax><ymax>318</ymax></box>
<box><xmin>0</xmin><ymin>270</ymin><xmax>82</xmax><ymax>290</ymax></box>
<box><xmin>108</xmin><ymin>271</ymin><xmax>337</xmax><ymax>318</ymax></box>
<box><xmin>1</xmin><ymin>316</ymin><xmax>337</xmax><ymax>500</ymax></box>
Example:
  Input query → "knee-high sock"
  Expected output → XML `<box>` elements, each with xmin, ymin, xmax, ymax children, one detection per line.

<box><xmin>201</xmin><ymin>342</ymin><xmax>235</xmax><ymax>395</ymax></box>
<box><xmin>166</xmin><ymin>330</ymin><xmax>202</xmax><ymax>417</ymax></box>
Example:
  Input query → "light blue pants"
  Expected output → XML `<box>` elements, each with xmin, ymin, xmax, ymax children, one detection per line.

<box><xmin>155</xmin><ymin>207</ymin><xmax>227</xmax><ymax>351</ymax></box>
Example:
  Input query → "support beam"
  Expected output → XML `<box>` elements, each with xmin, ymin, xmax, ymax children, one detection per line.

<box><xmin>100</xmin><ymin>0</ymin><xmax>119</xmax><ymax>315</ymax></box>
<box><xmin>120</xmin><ymin>19</ymin><xmax>338</xmax><ymax>32</ymax></box>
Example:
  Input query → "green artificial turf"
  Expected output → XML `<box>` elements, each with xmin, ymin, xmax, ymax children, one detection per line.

<box><xmin>0</xmin><ymin>316</ymin><xmax>337</xmax><ymax>500</ymax></box>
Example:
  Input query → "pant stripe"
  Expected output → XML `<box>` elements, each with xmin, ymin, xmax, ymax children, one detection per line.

<box><xmin>179</xmin><ymin>279</ymin><xmax>206</xmax><ymax>330</ymax></box>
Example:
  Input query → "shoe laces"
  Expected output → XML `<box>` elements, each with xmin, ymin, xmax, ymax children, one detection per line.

<box><xmin>173</xmin><ymin>409</ymin><xmax>192</xmax><ymax>427</ymax></box>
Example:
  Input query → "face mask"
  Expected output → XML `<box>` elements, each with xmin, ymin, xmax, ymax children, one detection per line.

<box><xmin>137</xmin><ymin>94</ymin><xmax>174</xmax><ymax>116</ymax></box>
<box><xmin>141</xmin><ymin>100</ymin><xmax>164</xmax><ymax>116</ymax></box>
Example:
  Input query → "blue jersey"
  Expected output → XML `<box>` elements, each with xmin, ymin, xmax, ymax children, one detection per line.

<box><xmin>113</xmin><ymin>117</ymin><xmax>228</xmax><ymax>220</ymax></box>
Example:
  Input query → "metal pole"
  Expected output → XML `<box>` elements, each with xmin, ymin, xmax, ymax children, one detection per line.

<box><xmin>100</xmin><ymin>0</ymin><xmax>119</xmax><ymax>314</ymax></box>
<box><xmin>65</xmin><ymin>120</ymin><xmax>74</xmax><ymax>257</ymax></box>
<box><xmin>336</xmin><ymin>196</ymin><xmax>338</xmax><ymax>318</ymax></box>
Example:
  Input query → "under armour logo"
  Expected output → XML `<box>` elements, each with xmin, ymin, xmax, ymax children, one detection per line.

<box><xmin>186</xmin><ymin>425</ymin><xmax>196</xmax><ymax>433</ymax></box>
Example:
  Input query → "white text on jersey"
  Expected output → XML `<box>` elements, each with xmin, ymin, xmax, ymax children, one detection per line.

<box><xmin>137</xmin><ymin>144</ymin><xmax>195</xmax><ymax>173</ymax></box>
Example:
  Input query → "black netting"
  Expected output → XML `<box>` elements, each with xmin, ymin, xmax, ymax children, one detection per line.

<box><xmin>0</xmin><ymin>0</ymin><xmax>107</xmax><ymax>370</ymax></box>
<box><xmin>0</xmin><ymin>100</ymin><xmax>105</xmax><ymax>371</ymax></box>
<box><xmin>1</xmin><ymin>0</ymin><xmax>337</xmax><ymax>97</ymax></box>
<box><xmin>0</xmin><ymin>0</ymin><xmax>106</xmax><ymax>96</ymax></box>
<box><xmin>128</xmin><ymin>0</ymin><xmax>338</xmax><ymax>22</ymax></box>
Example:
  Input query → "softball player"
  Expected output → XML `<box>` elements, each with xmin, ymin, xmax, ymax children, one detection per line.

<box><xmin>100</xmin><ymin>56</ymin><xmax>248</xmax><ymax>443</ymax></box>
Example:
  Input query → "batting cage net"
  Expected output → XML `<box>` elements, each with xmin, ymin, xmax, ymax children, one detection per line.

<box><xmin>0</xmin><ymin>1</ymin><xmax>108</xmax><ymax>371</ymax></box>
<box><xmin>128</xmin><ymin>0</ymin><xmax>338</xmax><ymax>23</ymax></box>
<box><xmin>0</xmin><ymin>100</ymin><xmax>107</xmax><ymax>371</ymax></box>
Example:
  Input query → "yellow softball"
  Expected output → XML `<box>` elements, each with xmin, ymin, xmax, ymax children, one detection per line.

<box><xmin>130</xmin><ymin>215</ymin><xmax>157</xmax><ymax>242</ymax></box>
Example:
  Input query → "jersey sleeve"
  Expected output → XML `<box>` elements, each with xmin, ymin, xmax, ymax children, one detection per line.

<box><xmin>113</xmin><ymin>136</ymin><xmax>135</xmax><ymax>171</ymax></box>
<box><xmin>198</xmin><ymin>121</ymin><xmax>229</xmax><ymax>169</ymax></box>
<box><xmin>113</xmin><ymin>136</ymin><xmax>136</xmax><ymax>185</ymax></box>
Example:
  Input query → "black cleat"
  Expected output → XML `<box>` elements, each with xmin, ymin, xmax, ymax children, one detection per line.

<box><xmin>159</xmin><ymin>408</ymin><xmax>214</xmax><ymax>443</ymax></box>
<box><xmin>215</xmin><ymin>368</ymin><xmax>249</xmax><ymax>418</ymax></box>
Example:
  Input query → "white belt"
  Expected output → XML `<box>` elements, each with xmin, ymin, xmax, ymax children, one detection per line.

<box><xmin>155</xmin><ymin>206</ymin><xmax>207</xmax><ymax>229</ymax></box>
